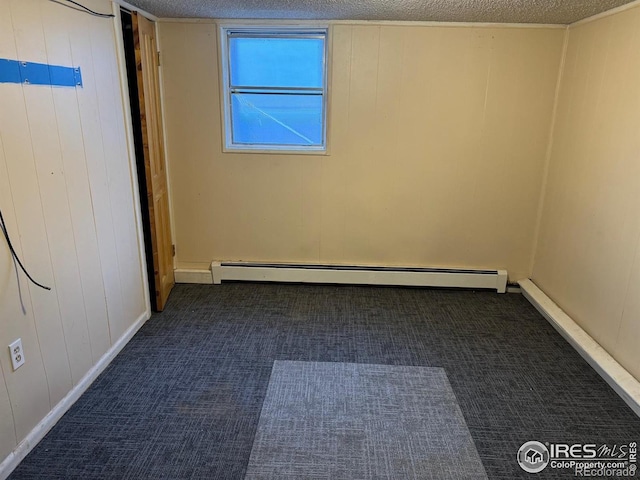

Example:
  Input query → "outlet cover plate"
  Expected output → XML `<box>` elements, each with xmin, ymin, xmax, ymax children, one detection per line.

<box><xmin>9</xmin><ymin>338</ymin><xmax>25</xmax><ymax>371</ymax></box>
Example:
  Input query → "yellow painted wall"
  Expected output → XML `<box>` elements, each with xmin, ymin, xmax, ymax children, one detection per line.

<box><xmin>0</xmin><ymin>0</ymin><xmax>148</xmax><ymax>461</ymax></box>
<box><xmin>158</xmin><ymin>22</ymin><xmax>566</xmax><ymax>280</ymax></box>
<box><xmin>532</xmin><ymin>6</ymin><xmax>640</xmax><ymax>379</ymax></box>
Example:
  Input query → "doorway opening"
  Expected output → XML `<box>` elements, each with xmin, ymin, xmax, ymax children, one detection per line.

<box><xmin>120</xmin><ymin>8</ymin><xmax>157</xmax><ymax>311</ymax></box>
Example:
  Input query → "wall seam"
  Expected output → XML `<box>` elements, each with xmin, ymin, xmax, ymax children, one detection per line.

<box><xmin>527</xmin><ymin>26</ymin><xmax>570</xmax><ymax>278</ymax></box>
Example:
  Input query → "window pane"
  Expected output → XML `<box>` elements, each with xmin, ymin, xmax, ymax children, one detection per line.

<box><xmin>231</xmin><ymin>93</ymin><xmax>323</xmax><ymax>146</ymax></box>
<box><xmin>229</xmin><ymin>37</ymin><xmax>324</xmax><ymax>88</ymax></box>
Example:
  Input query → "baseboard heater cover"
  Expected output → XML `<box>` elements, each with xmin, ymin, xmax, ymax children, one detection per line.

<box><xmin>210</xmin><ymin>262</ymin><xmax>508</xmax><ymax>293</ymax></box>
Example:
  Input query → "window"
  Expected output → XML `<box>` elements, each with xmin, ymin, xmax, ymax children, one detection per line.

<box><xmin>220</xmin><ymin>27</ymin><xmax>328</xmax><ymax>153</ymax></box>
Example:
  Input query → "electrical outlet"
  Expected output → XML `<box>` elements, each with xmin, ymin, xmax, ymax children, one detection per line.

<box><xmin>9</xmin><ymin>339</ymin><xmax>25</xmax><ymax>371</ymax></box>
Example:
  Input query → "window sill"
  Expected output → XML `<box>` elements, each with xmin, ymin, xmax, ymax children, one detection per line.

<box><xmin>222</xmin><ymin>145</ymin><xmax>329</xmax><ymax>156</ymax></box>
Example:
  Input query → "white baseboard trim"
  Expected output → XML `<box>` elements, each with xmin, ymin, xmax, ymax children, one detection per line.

<box><xmin>0</xmin><ymin>309</ymin><xmax>151</xmax><ymax>480</ymax></box>
<box><xmin>174</xmin><ymin>268</ymin><xmax>213</xmax><ymax>284</ymax></box>
<box><xmin>519</xmin><ymin>279</ymin><xmax>640</xmax><ymax>417</ymax></box>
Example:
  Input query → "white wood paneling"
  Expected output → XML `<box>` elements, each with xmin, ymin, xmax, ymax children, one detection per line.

<box><xmin>0</xmin><ymin>135</ymin><xmax>52</xmax><ymax>449</ymax></box>
<box><xmin>0</xmin><ymin>1</ymin><xmax>72</xmax><ymax>412</ymax></box>
<box><xmin>13</xmin><ymin>0</ymin><xmax>94</xmax><ymax>387</ymax></box>
<box><xmin>0</xmin><ymin>0</ymin><xmax>150</xmax><ymax>469</ymax></box>
<box><xmin>68</xmin><ymin>10</ymin><xmax>126</xmax><ymax>348</ymax></box>
<box><xmin>0</xmin><ymin>126</ymin><xmax>49</xmax><ymax>462</ymax></box>
<box><xmin>90</xmin><ymin>8</ymin><xmax>146</xmax><ymax>330</ymax></box>
<box><xmin>41</xmin><ymin>0</ymin><xmax>112</xmax><ymax>363</ymax></box>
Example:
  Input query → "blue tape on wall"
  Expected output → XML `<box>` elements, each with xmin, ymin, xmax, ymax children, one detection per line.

<box><xmin>0</xmin><ymin>59</ymin><xmax>82</xmax><ymax>87</ymax></box>
<box><xmin>0</xmin><ymin>59</ymin><xmax>21</xmax><ymax>83</ymax></box>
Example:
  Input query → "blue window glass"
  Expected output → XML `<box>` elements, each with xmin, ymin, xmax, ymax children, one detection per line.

<box><xmin>229</xmin><ymin>37</ymin><xmax>324</xmax><ymax>88</ymax></box>
<box><xmin>232</xmin><ymin>94</ymin><xmax>323</xmax><ymax>146</ymax></box>
<box><xmin>223</xmin><ymin>29</ymin><xmax>327</xmax><ymax>151</ymax></box>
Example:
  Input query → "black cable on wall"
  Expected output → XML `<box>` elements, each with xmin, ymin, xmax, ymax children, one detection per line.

<box><xmin>49</xmin><ymin>0</ymin><xmax>115</xmax><ymax>18</ymax></box>
<box><xmin>0</xmin><ymin>208</ymin><xmax>51</xmax><ymax>291</ymax></box>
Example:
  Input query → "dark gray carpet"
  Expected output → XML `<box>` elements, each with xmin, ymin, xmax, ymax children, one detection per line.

<box><xmin>244</xmin><ymin>361</ymin><xmax>487</xmax><ymax>480</ymax></box>
<box><xmin>8</xmin><ymin>283</ymin><xmax>640</xmax><ymax>480</ymax></box>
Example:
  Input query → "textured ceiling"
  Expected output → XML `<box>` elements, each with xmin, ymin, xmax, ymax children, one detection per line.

<box><xmin>123</xmin><ymin>0</ymin><xmax>635</xmax><ymax>24</ymax></box>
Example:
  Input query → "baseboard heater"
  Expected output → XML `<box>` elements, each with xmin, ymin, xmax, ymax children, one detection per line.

<box><xmin>210</xmin><ymin>262</ymin><xmax>508</xmax><ymax>293</ymax></box>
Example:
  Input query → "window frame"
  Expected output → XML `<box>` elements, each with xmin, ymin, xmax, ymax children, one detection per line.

<box><xmin>218</xmin><ymin>25</ymin><xmax>330</xmax><ymax>154</ymax></box>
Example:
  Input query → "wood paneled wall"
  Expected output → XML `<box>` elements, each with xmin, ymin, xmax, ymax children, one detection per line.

<box><xmin>532</xmin><ymin>5</ymin><xmax>640</xmax><ymax>380</ymax></box>
<box><xmin>0</xmin><ymin>0</ymin><xmax>148</xmax><ymax>461</ymax></box>
<box><xmin>159</xmin><ymin>22</ymin><xmax>565</xmax><ymax>280</ymax></box>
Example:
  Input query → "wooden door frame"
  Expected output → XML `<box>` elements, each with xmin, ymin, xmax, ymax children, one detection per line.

<box><xmin>120</xmin><ymin>9</ymin><xmax>157</xmax><ymax>310</ymax></box>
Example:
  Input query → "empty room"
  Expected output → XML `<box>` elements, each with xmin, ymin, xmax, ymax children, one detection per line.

<box><xmin>1</xmin><ymin>0</ymin><xmax>640</xmax><ymax>478</ymax></box>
